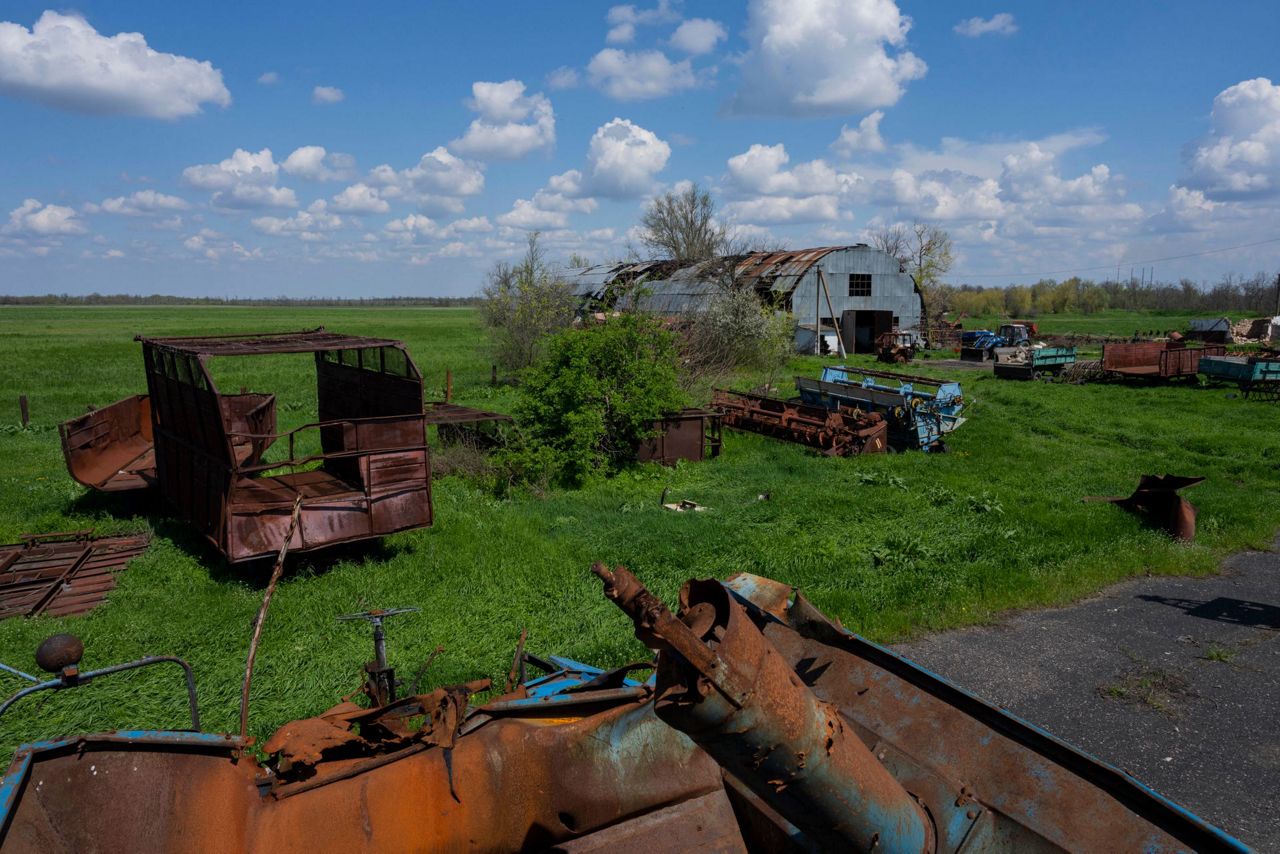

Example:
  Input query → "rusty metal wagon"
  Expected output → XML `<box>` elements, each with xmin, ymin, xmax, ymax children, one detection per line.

<box><xmin>58</xmin><ymin>329</ymin><xmax>432</xmax><ymax>563</ymax></box>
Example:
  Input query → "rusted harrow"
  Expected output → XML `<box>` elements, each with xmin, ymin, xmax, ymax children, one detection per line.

<box><xmin>711</xmin><ymin>389</ymin><xmax>887</xmax><ymax>456</ymax></box>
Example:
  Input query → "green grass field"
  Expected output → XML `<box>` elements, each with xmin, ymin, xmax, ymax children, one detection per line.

<box><xmin>1</xmin><ymin>305</ymin><xmax>1278</xmax><ymax>756</ymax></box>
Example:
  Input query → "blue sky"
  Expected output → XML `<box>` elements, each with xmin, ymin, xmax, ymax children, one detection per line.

<box><xmin>1</xmin><ymin>1</ymin><xmax>1277</xmax><ymax>297</ymax></box>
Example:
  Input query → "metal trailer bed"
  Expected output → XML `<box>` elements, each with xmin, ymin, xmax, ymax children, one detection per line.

<box><xmin>1102</xmin><ymin>341</ymin><xmax>1226</xmax><ymax>379</ymax></box>
<box><xmin>1199</xmin><ymin>354</ymin><xmax>1280</xmax><ymax>401</ymax></box>
<box><xmin>992</xmin><ymin>346</ymin><xmax>1077</xmax><ymax>380</ymax></box>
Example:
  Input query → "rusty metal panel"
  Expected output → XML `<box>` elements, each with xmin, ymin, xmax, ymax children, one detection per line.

<box><xmin>637</xmin><ymin>409</ymin><xmax>722</xmax><ymax>465</ymax></box>
<box><xmin>0</xmin><ymin>532</ymin><xmax>150</xmax><ymax>620</ymax></box>
<box><xmin>1103</xmin><ymin>342</ymin><xmax>1227</xmax><ymax>378</ymax></box>
<box><xmin>58</xmin><ymin>395</ymin><xmax>155</xmax><ymax>492</ymax></box>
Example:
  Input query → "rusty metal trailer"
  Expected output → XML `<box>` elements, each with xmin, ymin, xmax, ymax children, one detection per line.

<box><xmin>0</xmin><ymin>566</ymin><xmax>1247</xmax><ymax>852</ymax></box>
<box><xmin>1102</xmin><ymin>341</ymin><xmax>1226</xmax><ymax>379</ymax></box>
<box><xmin>0</xmin><ymin>532</ymin><xmax>150</xmax><ymax>620</ymax></box>
<box><xmin>58</xmin><ymin>329</ymin><xmax>432</xmax><ymax>563</ymax></box>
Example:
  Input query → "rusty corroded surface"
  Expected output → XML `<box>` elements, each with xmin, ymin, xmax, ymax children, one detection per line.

<box><xmin>1085</xmin><ymin>474</ymin><xmax>1205</xmax><ymax>541</ymax></box>
<box><xmin>1103</xmin><ymin>341</ymin><xmax>1227</xmax><ymax>378</ymax></box>
<box><xmin>0</xmin><ymin>532</ymin><xmax>150</xmax><ymax>620</ymax></box>
<box><xmin>636</xmin><ymin>408</ymin><xmax>722</xmax><ymax>466</ymax></box>
<box><xmin>0</xmin><ymin>567</ymin><xmax>1249</xmax><ymax>852</ymax></box>
<box><xmin>712</xmin><ymin>388</ymin><xmax>887</xmax><ymax>457</ymax></box>
<box><xmin>58</xmin><ymin>328</ymin><xmax>433</xmax><ymax>564</ymax></box>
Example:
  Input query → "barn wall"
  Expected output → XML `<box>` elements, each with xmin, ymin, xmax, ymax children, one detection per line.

<box><xmin>789</xmin><ymin>247</ymin><xmax>922</xmax><ymax>332</ymax></box>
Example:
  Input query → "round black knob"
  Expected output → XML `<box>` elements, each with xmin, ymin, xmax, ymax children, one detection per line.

<box><xmin>35</xmin><ymin>634</ymin><xmax>84</xmax><ymax>673</ymax></box>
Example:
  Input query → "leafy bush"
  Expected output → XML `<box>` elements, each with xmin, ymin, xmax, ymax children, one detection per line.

<box><xmin>503</xmin><ymin>313</ymin><xmax>686</xmax><ymax>486</ymax></box>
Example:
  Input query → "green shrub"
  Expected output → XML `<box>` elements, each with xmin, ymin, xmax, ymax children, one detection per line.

<box><xmin>504</xmin><ymin>313</ymin><xmax>686</xmax><ymax>485</ymax></box>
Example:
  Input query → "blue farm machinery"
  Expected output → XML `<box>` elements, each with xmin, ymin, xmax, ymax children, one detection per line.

<box><xmin>0</xmin><ymin>565</ymin><xmax>1246</xmax><ymax>852</ymax></box>
<box><xmin>960</xmin><ymin>323</ymin><xmax>1034</xmax><ymax>361</ymax></box>
<box><xmin>797</xmin><ymin>365</ymin><xmax>966</xmax><ymax>452</ymax></box>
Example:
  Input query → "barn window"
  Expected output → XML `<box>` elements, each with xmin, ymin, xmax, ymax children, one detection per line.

<box><xmin>848</xmin><ymin>273</ymin><xmax>872</xmax><ymax>297</ymax></box>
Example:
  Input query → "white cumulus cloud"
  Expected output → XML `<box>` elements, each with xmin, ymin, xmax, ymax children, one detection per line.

<box><xmin>1181</xmin><ymin>77</ymin><xmax>1280</xmax><ymax>200</ymax></box>
<box><xmin>182</xmin><ymin>148</ymin><xmax>299</xmax><ymax>209</ymax></box>
<box><xmin>0</xmin><ymin>11</ymin><xmax>230</xmax><ymax>119</ymax></box>
<box><xmin>605</xmin><ymin>1</ymin><xmax>679</xmax><ymax>44</ymax></box>
<box><xmin>729</xmin><ymin>0</ymin><xmax>926</xmax><ymax>116</ymax></box>
<box><xmin>330</xmin><ymin>183</ymin><xmax>389</xmax><ymax>214</ymax></box>
<box><xmin>583</xmin><ymin>117</ymin><xmax>671</xmax><ymax>197</ymax></box>
<box><xmin>953</xmin><ymin>13</ymin><xmax>1017</xmax><ymax>37</ymax></box>
<box><xmin>726</xmin><ymin>143</ymin><xmax>862</xmax><ymax>197</ymax></box>
<box><xmin>251</xmin><ymin>201</ymin><xmax>343</xmax><ymax>239</ymax></box>
<box><xmin>282</xmin><ymin>146</ymin><xmax>355</xmax><ymax>181</ymax></box>
<box><xmin>450</xmin><ymin>80</ymin><xmax>555</xmax><ymax>160</ymax></box>
<box><xmin>832</xmin><ymin>111</ymin><xmax>887</xmax><ymax>155</ymax></box>
<box><xmin>5</xmin><ymin>198</ymin><xmax>86</xmax><ymax>235</ymax></box>
<box><xmin>99</xmin><ymin>190</ymin><xmax>190</xmax><ymax>215</ymax></box>
<box><xmin>257</xmin><ymin>71</ymin><xmax>279</xmax><ymax>85</ymax></box>
<box><xmin>312</xmin><ymin>85</ymin><xmax>344</xmax><ymax>104</ymax></box>
<box><xmin>669</xmin><ymin>18</ymin><xmax>727</xmax><ymax>55</ymax></box>
<box><xmin>587</xmin><ymin>49</ymin><xmax>696</xmax><ymax>100</ymax></box>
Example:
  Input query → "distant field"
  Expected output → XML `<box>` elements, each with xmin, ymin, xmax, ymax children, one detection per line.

<box><xmin>1</xmin><ymin>305</ymin><xmax>1278</xmax><ymax>756</ymax></box>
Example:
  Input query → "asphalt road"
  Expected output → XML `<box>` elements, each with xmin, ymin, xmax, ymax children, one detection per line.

<box><xmin>895</xmin><ymin>542</ymin><xmax>1280</xmax><ymax>851</ymax></box>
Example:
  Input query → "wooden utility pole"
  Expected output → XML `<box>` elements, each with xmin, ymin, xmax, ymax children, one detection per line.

<box><xmin>817</xmin><ymin>269</ymin><xmax>847</xmax><ymax>358</ymax></box>
<box><xmin>1273</xmin><ymin>272</ymin><xmax>1279</xmax><ymax>317</ymax></box>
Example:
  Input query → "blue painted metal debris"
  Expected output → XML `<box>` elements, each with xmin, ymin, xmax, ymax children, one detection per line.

<box><xmin>797</xmin><ymin>365</ymin><xmax>966</xmax><ymax>451</ymax></box>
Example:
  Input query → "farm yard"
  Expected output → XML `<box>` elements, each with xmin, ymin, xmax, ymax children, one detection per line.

<box><xmin>1</xmin><ymin>303</ymin><xmax>1278</xmax><ymax>761</ymax></box>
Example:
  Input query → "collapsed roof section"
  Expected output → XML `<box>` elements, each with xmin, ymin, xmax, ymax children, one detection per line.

<box><xmin>563</xmin><ymin>246</ymin><xmax>871</xmax><ymax>314</ymax></box>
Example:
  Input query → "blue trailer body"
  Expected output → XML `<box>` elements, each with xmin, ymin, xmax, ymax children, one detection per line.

<box><xmin>796</xmin><ymin>365</ymin><xmax>966</xmax><ymax>451</ymax></box>
<box><xmin>1200</xmin><ymin>354</ymin><xmax>1280</xmax><ymax>400</ymax></box>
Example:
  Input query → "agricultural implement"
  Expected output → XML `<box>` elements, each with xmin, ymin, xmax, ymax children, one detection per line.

<box><xmin>0</xmin><ymin>566</ymin><xmax>1246</xmax><ymax>852</ymax></box>
<box><xmin>992</xmin><ymin>345</ymin><xmax>1077</xmax><ymax>380</ymax></box>
<box><xmin>796</xmin><ymin>366</ymin><xmax>966</xmax><ymax>452</ymax></box>
<box><xmin>711</xmin><ymin>389</ymin><xmax>887</xmax><ymax>456</ymax></box>
<box><xmin>58</xmin><ymin>329</ymin><xmax>432</xmax><ymax>563</ymax></box>
<box><xmin>1199</xmin><ymin>354</ymin><xmax>1280</xmax><ymax>401</ymax></box>
<box><xmin>1101</xmin><ymin>341</ymin><xmax>1226</xmax><ymax>380</ymax></box>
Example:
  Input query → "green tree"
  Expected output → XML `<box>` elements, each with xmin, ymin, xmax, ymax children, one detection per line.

<box><xmin>480</xmin><ymin>232</ymin><xmax>578</xmax><ymax>371</ymax></box>
<box><xmin>638</xmin><ymin>183</ymin><xmax>727</xmax><ymax>262</ymax></box>
<box><xmin>507</xmin><ymin>313</ymin><xmax>686</xmax><ymax>485</ymax></box>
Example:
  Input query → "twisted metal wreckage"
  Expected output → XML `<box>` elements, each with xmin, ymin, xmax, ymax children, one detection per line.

<box><xmin>0</xmin><ymin>565</ymin><xmax>1246</xmax><ymax>852</ymax></box>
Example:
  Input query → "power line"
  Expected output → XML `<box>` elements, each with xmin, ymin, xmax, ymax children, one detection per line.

<box><xmin>948</xmin><ymin>235</ymin><xmax>1280</xmax><ymax>281</ymax></box>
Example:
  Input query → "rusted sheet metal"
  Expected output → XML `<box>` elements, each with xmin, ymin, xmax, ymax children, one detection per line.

<box><xmin>712</xmin><ymin>388</ymin><xmax>888</xmax><ymax>457</ymax></box>
<box><xmin>60</xmin><ymin>328</ymin><xmax>432</xmax><ymax>564</ymax></box>
<box><xmin>58</xmin><ymin>395</ymin><xmax>155</xmax><ymax>492</ymax></box>
<box><xmin>1103</xmin><ymin>341</ymin><xmax>1227</xmax><ymax>378</ymax></box>
<box><xmin>636</xmin><ymin>408</ymin><xmax>722</xmax><ymax>465</ymax></box>
<box><xmin>733</xmin><ymin>246</ymin><xmax>845</xmax><ymax>294</ymax></box>
<box><xmin>1085</xmin><ymin>474</ymin><xmax>1205</xmax><ymax>541</ymax></box>
<box><xmin>0</xmin><ymin>532</ymin><xmax>150</xmax><ymax>620</ymax></box>
<box><xmin>594</xmin><ymin>564</ymin><xmax>933</xmax><ymax>852</ymax></box>
<box><xmin>0</xmin><ymin>565</ymin><xmax>1250</xmax><ymax>852</ymax></box>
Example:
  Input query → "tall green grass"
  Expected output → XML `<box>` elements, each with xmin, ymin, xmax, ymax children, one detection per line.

<box><xmin>0</xmin><ymin>306</ymin><xmax>1276</xmax><ymax>756</ymax></box>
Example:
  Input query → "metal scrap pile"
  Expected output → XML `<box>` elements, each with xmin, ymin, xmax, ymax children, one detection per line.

<box><xmin>0</xmin><ymin>566</ymin><xmax>1247</xmax><ymax>852</ymax></box>
<box><xmin>712</xmin><ymin>388</ymin><xmax>888</xmax><ymax>457</ymax></box>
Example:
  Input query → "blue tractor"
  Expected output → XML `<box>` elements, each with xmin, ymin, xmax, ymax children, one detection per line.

<box><xmin>961</xmin><ymin>323</ymin><xmax>1032</xmax><ymax>361</ymax></box>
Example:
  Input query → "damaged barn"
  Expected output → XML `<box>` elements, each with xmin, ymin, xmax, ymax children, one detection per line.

<box><xmin>565</xmin><ymin>245</ymin><xmax>926</xmax><ymax>355</ymax></box>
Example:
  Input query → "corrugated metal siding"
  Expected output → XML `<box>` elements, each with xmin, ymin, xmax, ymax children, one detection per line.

<box><xmin>789</xmin><ymin>246</ymin><xmax>923</xmax><ymax>333</ymax></box>
<box><xmin>562</xmin><ymin>246</ymin><xmax>922</xmax><ymax>333</ymax></box>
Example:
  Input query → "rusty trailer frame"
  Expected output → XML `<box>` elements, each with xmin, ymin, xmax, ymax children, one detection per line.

<box><xmin>1101</xmin><ymin>341</ymin><xmax>1227</xmax><ymax>379</ymax></box>
<box><xmin>59</xmin><ymin>329</ymin><xmax>432</xmax><ymax>564</ymax></box>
